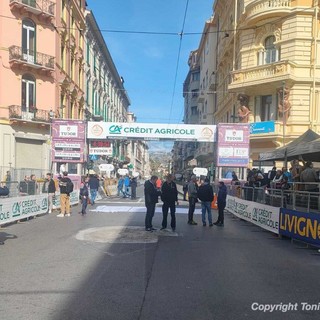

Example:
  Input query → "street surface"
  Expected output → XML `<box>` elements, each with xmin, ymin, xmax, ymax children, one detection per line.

<box><xmin>1</xmin><ymin>183</ymin><xmax>320</xmax><ymax>320</ymax></box>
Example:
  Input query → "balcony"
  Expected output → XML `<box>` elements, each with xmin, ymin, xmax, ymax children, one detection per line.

<box><xmin>244</xmin><ymin>0</ymin><xmax>292</xmax><ymax>26</ymax></box>
<box><xmin>10</xmin><ymin>0</ymin><xmax>55</xmax><ymax>22</ymax></box>
<box><xmin>9</xmin><ymin>46</ymin><xmax>55</xmax><ymax>76</ymax></box>
<box><xmin>229</xmin><ymin>60</ymin><xmax>295</xmax><ymax>90</ymax></box>
<box><xmin>9</xmin><ymin>105</ymin><xmax>51</xmax><ymax>123</ymax></box>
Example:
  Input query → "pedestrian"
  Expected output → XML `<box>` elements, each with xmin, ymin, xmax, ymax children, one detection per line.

<box><xmin>42</xmin><ymin>173</ymin><xmax>56</xmax><ymax>213</ymax></box>
<box><xmin>117</xmin><ymin>176</ymin><xmax>126</xmax><ymax>197</ymax></box>
<box><xmin>88</xmin><ymin>174</ymin><xmax>100</xmax><ymax>205</ymax></box>
<box><xmin>197</xmin><ymin>178</ymin><xmax>214</xmax><ymax>227</ymax></box>
<box><xmin>28</xmin><ymin>174</ymin><xmax>37</xmax><ymax>195</ymax></box>
<box><xmin>124</xmin><ymin>175</ymin><xmax>131</xmax><ymax>197</ymax></box>
<box><xmin>19</xmin><ymin>176</ymin><xmax>29</xmax><ymax>195</ymax></box>
<box><xmin>144</xmin><ymin>175</ymin><xmax>161</xmax><ymax>231</ymax></box>
<box><xmin>130</xmin><ymin>176</ymin><xmax>137</xmax><ymax>199</ymax></box>
<box><xmin>57</xmin><ymin>171</ymin><xmax>73</xmax><ymax>217</ymax></box>
<box><xmin>300</xmin><ymin>161</ymin><xmax>319</xmax><ymax>192</ymax></box>
<box><xmin>182</xmin><ymin>179</ymin><xmax>188</xmax><ymax>201</ymax></box>
<box><xmin>214</xmin><ymin>181</ymin><xmax>227</xmax><ymax>226</ymax></box>
<box><xmin>187</xmin><ymin>175</ymin><xmax>198</xmax><ymax>225</ymax></box>
<box><xmin>79</xmin><ymin>177</ymin><xmax>89</xmax><ymax>215</ymax></box>
<box><xmin>160</xmin><ymin>174</ymin><xmax>178</xmax><ymax>231</ymax></box>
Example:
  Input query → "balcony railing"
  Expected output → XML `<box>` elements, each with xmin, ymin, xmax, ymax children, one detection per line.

<box><xmin>9</xmin><ymin>46</ymin><xmax>55</xmax><ymax>71</ymax></box>
<box><xmin>229</xmin><ymin>60</ymin><xmax>295</xmax><ymax>89</ymax></box>
<box><xmin>245</xmin><ymin>0</ymin><xmax>291</xmax><ymax>23</ymax></box>
<box><xmin>10</xmin><ymin>0</ymin><xmax>55</xmax><ymax>17</ymax></box>
<box><xmin>9</xmin><ymin>105</ymin><xmax>51</xmax><ymax>122</ymax></box>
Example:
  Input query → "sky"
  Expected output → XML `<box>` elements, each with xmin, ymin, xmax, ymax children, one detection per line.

<box><xmin>86</xmin><ymin>0</ymin><xmax>214</xmax><ymax>151</ymax></box>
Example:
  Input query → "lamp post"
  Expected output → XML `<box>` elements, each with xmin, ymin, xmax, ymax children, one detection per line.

<box><xmin>282</xmin><ymin>81</ymin><xmax>286</xmax><ymax>147</ymax></box>
<box><xmin>49</xmin><ymin>110</ymin><xmax>54</xmax><ymax>173</ymax></box>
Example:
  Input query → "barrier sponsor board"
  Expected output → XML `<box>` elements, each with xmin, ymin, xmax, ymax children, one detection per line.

<box><xmin>87</xmin><ymin>122</ymin><xmax>216</xmax><ymax>142</ymax></box>
<box><xmin>0</xmin><ymin>195</ymin><xmax>48</xmax><ymax>225</ymax></box>
<box><xmin>279</xmin><ymin>208</ymin><xmax>320</xmax><ymax>246</ymax></box>
<box><xmin>226</xmin><ymin>195</ymin><xmax>279</xmax><ymax>234</ymax></box>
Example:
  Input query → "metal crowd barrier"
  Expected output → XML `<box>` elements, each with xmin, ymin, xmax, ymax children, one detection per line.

<box><xmin>227</xmin><ymin>182</ymin><xmax>320</xmax><ymax>213</ymax></box>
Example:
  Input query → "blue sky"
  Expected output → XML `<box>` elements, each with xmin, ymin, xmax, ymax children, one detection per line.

<box><xmin>87</xmin><ymin>0</ymin><xmax>213</xmax><ymax>151</ymax></box>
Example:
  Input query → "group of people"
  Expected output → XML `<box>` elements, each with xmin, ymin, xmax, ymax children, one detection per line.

<box><xmin>144</xmin><ymin>174</ymin><xmax>227</xmax><ymax>232</ymax></box>
<box><xmin>117</xmin><ymin>175</ymin><xmax>138</xmax><ymax>200</ymax></box>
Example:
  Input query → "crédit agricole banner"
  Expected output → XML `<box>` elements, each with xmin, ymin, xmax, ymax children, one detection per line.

<box><xmin>87</xmin><ymin>122</ymin><xmax>217</xmax><ymax>142</ymax></box>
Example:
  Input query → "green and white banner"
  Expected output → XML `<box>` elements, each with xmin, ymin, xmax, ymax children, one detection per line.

<box><xmin>87</xmin><ymin>122</ymin><xmax>216</xmax><ymax>142</ymax></box>
<box><xmin>226</xmin><ymin>195</ymin><xmax>280</xmax><ymax>234</ymax></box>
<box><xmin>0</xmin><ymin>195</ymin><xmax>48</xmax><ymax>225</ymax></box>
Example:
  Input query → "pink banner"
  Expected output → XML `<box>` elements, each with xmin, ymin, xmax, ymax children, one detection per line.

<box><xmin>217</xmin><ymin>123</ymin><xmax>250</xmax><ymax>167</ymax></box>
<box><xmin>51</xmin><ymin>120</ymin><xmax>86</xmax><ymax>163</ymax></box>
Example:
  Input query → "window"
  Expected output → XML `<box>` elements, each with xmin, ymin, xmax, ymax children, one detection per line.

<box><xmin>21</xmin><ymin>74</ymin><xmax>36</xmax><ymax>113</ymax></box>
<box><xmin>22</xmin><ymin>19</ymin><xmax>35</xmax><ymax>63</ymax></box>
<box><xmin>191</xmin><ymin>106</ymin><xmax>198</xmax><ymax>115</ymax></box>
<box><xmin>254</xmin><ymin>95</ymin><xmax>277</xmax><ymax>122</ymax></box>
<box><xmin>191</xmin><ymin>89</ymin><xmax>198</xmax><ymax>98</ymax></box>
<box><xmin>192</xmin><ymin>72</ymin><xmax>200</xmax><ymax>81</ymax></box>
<box><xmin>258</xmin><ymin>36</ymin><xmax>279</xmax><ymax>65</ymax></box>
<box><xmin>61</xmin><ymin>41</ymin><xmax>65</xmax><ymax>70</ymax></box>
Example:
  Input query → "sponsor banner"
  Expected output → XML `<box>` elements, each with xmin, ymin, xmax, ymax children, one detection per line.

<box><xmin>52</xmin><ymin>190</ymin><xmax>80</xmax><ymax>209</ymax></box>
<box><xmin>89</xmin><ymin>147</ymin><xmax>113</xmax><ymax>156</ymax></box>
<box><xmin>0</xmin><ymin>195</ymin><xmax>48</xmax><ymax>225</ymax></box>
<box><xmin>226</xmin><ymin>195</ymin><xmax>279</xmax><ymax>234</ymax></box>
<box><xmin>250</xmin><ymin>121</ymin><xmax>275</xmax><ymax>134</ymax></box>
<box><xmin>52</xmin><ymin>120</ymin><xmax>86</xmax><ymax>140</ymax></box>
<box><xmin>87</xmin><ymin>122</ymin><xmax>217</xmax><ymax>142</ymax></box>
<box><xmin>279</xmin><ymin>208</ymin><xmax>320</xmax><ymax>246</ymax></box>
<box><xmin>217</xmin><ymin>123</ymin><xmax>250</xmax><ymax>167</ymax></box>
<box><xmin>52</xmin><ymin>120</ymin><xmax>86</xmax><ymax>163</ymax></box>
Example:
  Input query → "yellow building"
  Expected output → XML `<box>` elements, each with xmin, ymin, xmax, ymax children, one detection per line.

<box><xmin>214</xmin><ymin>0</ymin><xmax>320</xmax><ymax>164</ymax></box>
<box><xmin>55</xmin><ymin>0</ymin><xmax>86</xmax><ymax>120</ymax></box>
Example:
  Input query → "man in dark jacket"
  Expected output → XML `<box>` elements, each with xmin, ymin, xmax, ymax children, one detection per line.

<box><xmin>144</xmin><ymin>175</ymin><xmax>161</xmax><ymax>231</ymax></box>
<box><xmin>214</xmin><ymin>181</ymin><xmax>227</xmax><ymax>226</ymax></box>
<box><xmin>197</xmin><ymin>178</ymin><xmax>214</xmax><ymax>227</ymax></box>
<box><xmin>88</xmin><ymin>174</ymin><xmax>100</xmax><ymax>205</ymax></box>
<box><xmin>187</xmin><ymin>175</ymin><xmax>198</xmax><ymax>225</ymax></box>
<box><xmin>57</xmin><ymin>172</ymin><xmax>72</xmax><ymax>217</ymax></box>
<box><xmin>130</xmin><ymin>177</ymin><xmax>137</xmax><ymax>200</ymax></box>
<box><xmin>42</xmin><ymin>173</ymin><xmax>56</xmax><ymax>213</ymax></box>
<box><xmin>160</xmin><ymin>174</ymin><xmax>179</xmax><ymax>231</ymax></box>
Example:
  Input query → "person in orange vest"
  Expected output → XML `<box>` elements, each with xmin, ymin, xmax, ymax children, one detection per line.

<box><xmin>156</xmin><ymin>178</ymin><xmax>162</xmax><ymax>190</ymax></box>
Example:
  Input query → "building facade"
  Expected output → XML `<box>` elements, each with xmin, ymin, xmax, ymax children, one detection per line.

<box><xmin>215</xmin><ymin>0</ymin><xmax>320</xmax><ymax>164</ymax></box>
<box><xmin>0</xmin><ymin>0</ymin><xmax>57</xmax><ymax>178</ymax></box>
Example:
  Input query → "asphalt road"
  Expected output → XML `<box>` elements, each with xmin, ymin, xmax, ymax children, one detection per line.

<box><xmin>1</xmin><ymin>184</ymin><xmax>320</xmax><ymax>320</ymax></box>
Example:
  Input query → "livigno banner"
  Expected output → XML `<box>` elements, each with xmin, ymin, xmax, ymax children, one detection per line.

<box><xmin>87</xmin><ymin>122</ymin><xmax>217</xmax><ymax>142</ymax></box>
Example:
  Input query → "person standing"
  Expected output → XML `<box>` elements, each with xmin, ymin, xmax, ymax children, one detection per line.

<box><xmin>197</xmin><ymin>178</ymin><xmax>214</xmax><ymax>227</ymax></box>
<box><xmin>124</xmin><ymin>175</ymin><xmax>131</xmax><ymax>197</ymax></box>
<box><xmin>187</xmin><ymin>175</ymin><xmax>198</xmax><ymax>225</ymax></box>
<box><xmin>160</xmin><ymin>174</ymin><xmax>178</xmax><ymax>231</ymax></box>
<box><xmin>144</xmin><ymin>175</ymin><xmax>161</xmax><ymax>231</ymax></box>
<box><xmin>57</xmin><ymin>172</ymin><xmax>72</xmax><ymax>217</ymax></box>
<box><xmin>182</xmin><ymin>179</ymin><xmax>188</xmax><ymax>201</ymax></box>
<box><xmin>42</xmin><ymin>173</ymin><xmax>56</xmax><ymax>213</ymax></box>
<box><xmin>130</xmin><ymin>177</ymin><xmax>137</xmax><ymax>200</ymax></box>
<box><xmin>79</xmin><ymin>177</ymin><xmax>89</xmax><ymax>215</ymax></box>
<box><xmin>28</xmin><ymin>174</ymin><xmax>37</xmax><ymax>195</ymax></box>
<box><xmin>214</xmin><ymin>181</ymin><xmax>227</xmax><ymax>226</ymax></box>
<box><xmin>88</xmin><ymin>174</ymin><xmax>100</xmax><ymax>205</ymax></box>
<box><xmin>117</xmin><ymin>176</ymin><xmax>125</xmax><ymax>197</ymax></box>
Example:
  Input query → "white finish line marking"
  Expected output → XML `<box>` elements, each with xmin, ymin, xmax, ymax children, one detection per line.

<box><xmin>76</xmin><ymin>226</ymin><xmax>178</xmax><ymax>244</ymax></box>
<box><xmin>90</xmin><ymin>206</ymin><xmax>202</xmax><ymax>215</ymax></box>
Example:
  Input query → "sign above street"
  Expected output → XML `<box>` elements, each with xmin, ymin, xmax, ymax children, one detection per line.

<box><xmin>193</xmin><ymin>167</ymin><xmax>208</xmax><ymax>176</ymax></box>
<box><xmin>99</xmin><ymin>164</ymin><xmax>115</xmax><ymax>172</ymax></box>
<box><xmin>87</xmin><ymin>122</ymin><xmax>216</xmax><ymax>142</ymax></box>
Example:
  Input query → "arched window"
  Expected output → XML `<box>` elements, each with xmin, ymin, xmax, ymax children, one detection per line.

<box><xmin>22</xmin><ymin>19</ymin><xmax>36</xmax><ymax>63</ymax></box>
<box><xmin>21</xmin><ymin>74</ymin><xmax>36</xmax><ymax>113</ymax></box>
<box><xmin>257</xmin><ymin>35</ymin><xmax>279</xmax><ymax>65</ymax></box>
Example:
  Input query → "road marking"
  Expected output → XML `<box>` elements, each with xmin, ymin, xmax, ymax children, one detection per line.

<box><xmin>75</xmin><ymin>226</ymin><xmax>178</xmax><ymax>244</ymax></box>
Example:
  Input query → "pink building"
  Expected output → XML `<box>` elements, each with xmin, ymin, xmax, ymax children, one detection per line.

<box><xmin>0</xmin><ymin>0</ymin><xmax>86</xmax><ymax>178</ymax></box>
<box><xmin>0</xmin><ymin>0</ymin><xmax>56</xmax><ymax>176</ymax></box>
